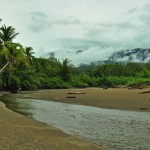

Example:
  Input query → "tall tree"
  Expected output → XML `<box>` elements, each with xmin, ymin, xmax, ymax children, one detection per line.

<box><xmin>0</xmin><ymin>19</ymin><xmax>2</xmax><ymax>46</ymax></box>
<box><xmin>0</xmin><ymin>42</ymin><xmax>28</xmax><ymax>88</ymax></box>
<box><xmin>24</xmin><ymin>47</ymin><xmax>35</xmax><ymax>64</ymax></box>
<box><xmin>0</xmin><ymin>25</ymin><xmax>19</xmax><ymax>44</ymax></box>
<box><xmin>60</xmin><ymin>58</ymin><xmax>72</xmax><ymax>82</ymax></box>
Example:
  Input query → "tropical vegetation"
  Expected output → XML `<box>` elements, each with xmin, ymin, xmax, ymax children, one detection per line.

<box><xmin>0</xmin><ymin>19</ymin><xmax>150</xmax><ymax>91</ymax></box>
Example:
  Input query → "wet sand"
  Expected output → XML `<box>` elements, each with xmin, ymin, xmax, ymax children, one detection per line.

<box><xmin>0</xmin><ymin>87</ymin><xmax>150</xmax><ymax>150</ymax></box>
<box><xmin>26</xmin><ymin>88</ymin><xmax>150</xmax><ymax>112</ymax></box>
<box><xmin>0</xmin><ymin>91</ymin><xmax>107</xmax><ymax>150</ymax></box>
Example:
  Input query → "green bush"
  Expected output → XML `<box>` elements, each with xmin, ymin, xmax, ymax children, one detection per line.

<box><xmin>79</xmin><ymin>74</ymin><xmax>98</xmax><ymax>87</ymax></box>
<box><xmin>10</xmin><ymin>76</ymin><xmax>21</xmax><ymax>90</ymax></box>
<box><xmin>40</xmin><ymin>77</ymin><xmax>71</xmax><ymax>89</ymax></box>
<box><xmin>127</xmin><ymin>78</ymin><xmax>150</xmax><ymax>87</ymax></box>
<box><xmin>136</xmin><ymin>69</ymin><xmax>150</xmax><ymax>78</ymax></box>
<box><xmin>70</xmin><ymin>76</ymin><xmax>89</xmax><ymax>88</ymax></box>
<box><xmin>97</xmin><ymin>76</ymin><xmax>136</xmax><ymax>87</ymax></box>
<box><xmin>21</xmin><ymin>80</ymin><xmax>38</xmax><ymax>90</ymax></box>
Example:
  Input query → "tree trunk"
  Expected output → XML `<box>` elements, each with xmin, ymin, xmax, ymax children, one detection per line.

<box><xmin>0</xmin><ymin>62</ymin><xmax>9</xmax><ymax>74</ymax></box>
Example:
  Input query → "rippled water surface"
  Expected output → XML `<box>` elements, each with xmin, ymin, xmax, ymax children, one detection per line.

<box><xmin>5</xmin><ymin>97</ymin><xmax>150</xmax><ymax>150</ymax></box>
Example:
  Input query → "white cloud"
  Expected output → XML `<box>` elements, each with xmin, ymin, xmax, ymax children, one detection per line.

<box><xmin>1</xmin><ymin>0</ymin><xmax>150</xmax><ymax>65</ymax></box>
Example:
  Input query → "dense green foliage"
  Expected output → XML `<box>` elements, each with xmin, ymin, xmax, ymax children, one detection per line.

<box><xmin>0</xmin><ymin>20</ymin><xmax>150</xmax><ymax>90</ymax></box>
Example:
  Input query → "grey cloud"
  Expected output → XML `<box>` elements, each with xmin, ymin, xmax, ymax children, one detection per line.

<box><xmin>129</xmin><ymin>3</ymin><xmax>150</xmax><ymax>24</ymax></box>
<box><xmin>84</xmin><ymin>3</ymin><xmax>150</xmax><ymax>50</ymax></box>
<box><xmin>128</xmin><ymin>4</ymin><xmax>150</xmax><ymax>47</ymax></box>
<box><xmin>84</xmin><ymin>21</ymin><xmax>137</xmax><ymax>49</ymax></box>
<box><xmin>117</xmin><ymin>22</ymin><xmax>135</xmax><ymax>29</ymax></box>
<box><xmin>29</xmin><ymin>2</ymin><xmax>150</xmax><ymax>65</ymax></box>
<box><xmin>85</xmin><ymin>21</ymin><xmax>135</xmax><ymax>37</ymax></box>
<box><xmin>142</xmin><ymin>3</ymin><xmax>150</xmax><ymax>12</ymax></box>
<box><xmin>130</xmin><ymin>4</ymin><xmax>150</xmax><ymax>25</ymax></box>
<box><xmin>54</xmin><ymin>16</ymin><xmax>81</xmax><ymax>25</ymax></box>
<box><xmin>46</xmin><ymin>38</ymin><xmax>118</xmax><ymax>65</ymax></box>
<box><xmin>84</xmin><ymin>3</ymin><xmax>150</xmax><ymax>49</ymax></box>
<box><xmin>54</xmin><ymin>38</ymin><xmax>105</xmax><ymax>50</ymax></box>
<box><xmin>29</xmin><ymin>11</ymin><xmax>51</xmax><ymax>32</ymax></box>
<box><xmin>29</xmin><ymin>12</ymin><xmax>81</xmax><ymax>32</ymax></box>
<box><xmin>128</xmin><ymin>7</ymin><xmax>138</xmax><ymax>14</ymax></box>
<box><xmin>76</xmin><ymin>50</ymin><xmax>85</xmax><ymax>54</ymax></box>
<box><xmin>138</xmin><ymin>4</ymin><xmax>150</xmax><ymax>24</ymax></box>
<box><xmin>139</xmin><ymin>14</ymin><xmax>150</xmax><ymax>24</ymax></box>
<box><xmin>31</xmin><ymin>12</ymin><xmax>48</xmax><ymax>18</ymax></box>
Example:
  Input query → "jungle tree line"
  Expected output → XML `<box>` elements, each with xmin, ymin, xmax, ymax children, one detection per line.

<box><xmin>0</xmin><ymin>19</ymin><xmax>150</xmax><ymax>90</ymax></box>
<box><xmin>0</xmin><ymin>19</ymin><xmax>74</xmax><ymax>90</ymax></box>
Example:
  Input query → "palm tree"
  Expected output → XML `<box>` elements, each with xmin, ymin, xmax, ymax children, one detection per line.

<box><xmin>0</xmin><ymin>42</ymin><xmax>28</xmax><ymax>88</ymax></box>
<box><xmin>24</xmin><ymin>47</ymin><xmax>35</xmax><ymax>64</ymax></box>
<box><xmin>0</xmin><ymin>19</ymin><xmax>2</xmax><ymax>46</ymax></box>
<box><xmin>0</xmin><ymin>62</ymin><xmax>9</xmax><ymax>74</ymax></box>
<box><xmin>0</xmin><ymin>25</ymin><xmax>19</xmax><ymax>44</ymax></box>
<box><xmin>60</xmin><ymin>58</ymin><xmax>72</xmax><ymax>81</ymax></box>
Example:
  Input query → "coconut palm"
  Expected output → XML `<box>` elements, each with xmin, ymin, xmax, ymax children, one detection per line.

<box><xmin>24</xmin><ymin>47</ymin><xmax>35</xmax><ymax>64</ymax></box>
<box><xmin>60</xmin><ymin>58</ymin><xmax>72</xmax><ymax>81</ymax></box>
<box><xmin>0</xmin><ymin>20</ymin><xmax>2</xmax><ymax>46</ymax></box>
<box><xmin>3</xmin><ymin>43</ymin><xmax>27</xmax><ymax>64</ymax></box>
<box><xmin>0</xmin><ymin>62</ymin><xmax>9</xmax><ymax>74</ymax></box>
<box><xmin>0</xmin><ymin>42</ymin><xmax>28</xmax><ymax>88</ymax></box>
<box><xmin>0</xmin><ymin>25</ymin><xmax>19</xmax><ymax>44</ymax></box>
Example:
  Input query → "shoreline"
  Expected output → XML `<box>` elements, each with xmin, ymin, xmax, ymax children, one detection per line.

<box><xmin>0</xmin><ymin>91</ymin><xmax>107</xmax><ymax>150</ymax></box>
<box><xmin>0</xmin><ymin>87</ymin><xmax>150</xmax><ymax>149</ymax></box>
<box><xmin>25</xmin><ymin>87</ymin><xmax>150</xmax><ymax>112</ymax></box>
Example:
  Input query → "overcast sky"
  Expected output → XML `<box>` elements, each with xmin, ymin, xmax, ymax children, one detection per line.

<box><xmin>1</xmin><ymin>0</ymin><xmax>150</xmax><ymax>65</ymax></box>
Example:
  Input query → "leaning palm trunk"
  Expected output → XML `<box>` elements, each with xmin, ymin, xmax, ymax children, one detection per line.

<box><xmin>7</xmin><ymin>62</ymin><xmax>13</xmax><ymax>88</ymax></box>
<box><xmin>0</xmin><ymin>62</ymin><xmax>9</xmax><ymax>74</ymax></box>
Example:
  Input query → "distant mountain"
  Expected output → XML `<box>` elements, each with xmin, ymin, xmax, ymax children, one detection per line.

<box><xmin>90</xmin><ymin>48</ymin><xmax>150</xmax><ymax>66</ymax></box>
<box><xmin>43</xmin><ymin>48</ymin><xmax>150</xmax><ymax>67</ymax></box>
<box><xmin>109</xmin><ymin>48</ymin><xmax>150</xmax><ymax>63</ymax></box>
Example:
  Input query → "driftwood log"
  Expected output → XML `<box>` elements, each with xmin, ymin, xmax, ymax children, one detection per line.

<box><xmin>66</xmin><ymin>96</ymin><xmax>76</xmax><ymax>98</ymax></box>
<box><xmin>140</xmin><ymin>107</ymin><xmax>147</xmax><ymax>110</ymax></box>
<box><xmin>67</xmin><ymin>92</ymin><xmax>85</xmax><ymax>94</ymax></box>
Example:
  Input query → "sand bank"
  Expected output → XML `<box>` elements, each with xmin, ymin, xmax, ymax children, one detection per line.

<box><xmin>0</xmin><ymin>92</ymin><xmax>107</xmax><ymax>150</ymax></box>
<box><xmin>1</xmin><ymin>87</ymin><xmax>150</xmax><ymax>149</ymax></box>
<box><xmin>26</xmin><ymin>88</ymin><xmax>150</xmax><ymax>112</ymax></box>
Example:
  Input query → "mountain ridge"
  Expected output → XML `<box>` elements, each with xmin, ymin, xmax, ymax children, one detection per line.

<box><xmin>89</xmin><ymin>48</ymin><xmax>150</xmax><ymax>66</ymax></box>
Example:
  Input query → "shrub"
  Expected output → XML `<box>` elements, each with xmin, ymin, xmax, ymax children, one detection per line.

<box><xmin>70</xmin><ymin>76</ymin><xmax>89</xmax><ymax>88</ymax></box>
<box><xmin>10</xmin><ymin>76</ymin><xmax>21</xmax><ymax>90</ymax></box>
<box><xmin>127</xmin><ymin>78</ymin><xmax>150</xmax><ymax>87</ymax></box>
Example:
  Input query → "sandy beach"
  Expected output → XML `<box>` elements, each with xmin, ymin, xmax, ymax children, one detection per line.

<box><xmin>0</xmin><ymin>88</ymin><xmax>150</xmax><ymax>150</ymax></box>
<box><xmin>0</xmin><ymin>100</ymin><xmax>106</xmax><ymax>150</ymax></box>
<box><xmin>26</xmin><ymin>88</ymin><xmax>150</xmax><ymax>112</ymax></box>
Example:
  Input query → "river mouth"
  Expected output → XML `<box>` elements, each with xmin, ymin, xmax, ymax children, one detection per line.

<box><xmin>1</xmin><ymin>94</ymin><xmax>150</xmax><ymax>150</ymax></box>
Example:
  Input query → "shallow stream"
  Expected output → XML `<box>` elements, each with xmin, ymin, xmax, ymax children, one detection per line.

<box><xmin>1</xmin><ymin>95</ymin><xmax>150</xmax><ymax>150</ymax></box>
